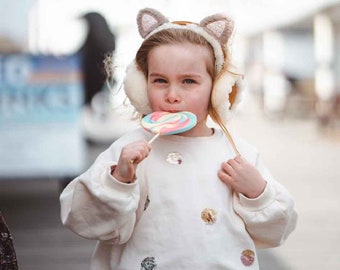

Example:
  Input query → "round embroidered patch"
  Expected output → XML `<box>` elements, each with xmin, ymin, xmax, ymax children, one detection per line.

<box><xmin>166</xmin><ymin>152</ymin><xmax>182</xmax><ymax>165</ymax></box>
<box><xmin>240</xmin><ymin>249</ymin><xmax>255</xmax><ymax>266</ymax></box>
<box><xmin>141</xmin><ymin>256</ymin><xmax>157</xmax><ymax>270</ymax></box>
<box><xmin>201</xmin><ymin>208</ymin><xmax>217</xmax><ymax>225</ymax></box>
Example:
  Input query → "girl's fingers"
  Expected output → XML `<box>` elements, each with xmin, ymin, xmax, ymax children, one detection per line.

<box><xmin>222</xmin><ymin>162</ymin><xmax>233</xmax><ymax>175</ymax></box>
<box><xmin>218</xmin><ymin>169</ymin><xmax>232</xmax><ymax>183</ymax></box>
<box><xmin>234</xmin><ymin>154</ymin><xmax>243</xmax><ymax>163</ymax></box>
<box><xmin>226</xmin><ymin>159</ymin><xmax>239</xmax><ymax>171</ymax></box>
<box><xmin>123</xmin><ymin>141</ymin><xmax>152</xmax><ymax>164</ymax></box>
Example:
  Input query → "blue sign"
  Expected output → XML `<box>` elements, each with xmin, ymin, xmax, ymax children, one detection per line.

<box><xmin>0</xmin><ymin>54</ymin><xmax>85</xmax><ymax>178</ymax></box>
<box><xmin>0</xmin><ymin>54</ymin><xmax>83</xmax><ymax>124</ymax></box>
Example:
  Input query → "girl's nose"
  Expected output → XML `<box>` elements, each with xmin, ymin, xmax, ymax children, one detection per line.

<box><xmin>166</xmin><ymin>87</ymin><xmax>181</xmax><ymax>103</ymax></box>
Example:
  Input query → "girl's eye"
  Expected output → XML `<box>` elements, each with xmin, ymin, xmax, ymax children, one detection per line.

<box><xmin>154</xmin><ymin>78</ymin><xmax>167</xmax><ymax>84</ymax></box>
<box><xmin>183</xmin><ymin>79</ymin><xmax>196</xmax><ymax>84</ymax></box>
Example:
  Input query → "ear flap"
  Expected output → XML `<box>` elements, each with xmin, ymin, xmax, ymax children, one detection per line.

<box><xmin>200</xmin><ymin>14</ymin><xmax>234</xmax><ymax>45</ymax></box>
<box><xmin>211</xmin><ymin>70</ymin><xmax>244</xmax><ymax>121</ymax></box>
<box><xmin>123</xmin><ymin>61</ymin><xmax>152</xmax><ymax>115</ymax></box>
<box><xmin>137</xmin><ymin>8</ymin><xmax>169</xmax><ymax>38</ymax></box>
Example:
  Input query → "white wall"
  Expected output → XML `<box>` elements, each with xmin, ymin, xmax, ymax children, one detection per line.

<box><xmin>335</xmin><ymin>23</ymin><xmax>340</xmax><ymax>92</ymax></box>
<box><xmin>283</xmin><ymin>30</ymin><xmax>315</xmax><ymax>80</ymax></box>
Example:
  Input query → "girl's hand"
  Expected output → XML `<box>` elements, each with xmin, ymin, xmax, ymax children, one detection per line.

<box><xmin>218</xmin><ymin>155</ymin><xmax>267</xmax><ymax>199</ymax></box>
<box><xmin>112</xmin><ymin>140</ymin><xmax>151</xmax><ymax>183</ymax></box>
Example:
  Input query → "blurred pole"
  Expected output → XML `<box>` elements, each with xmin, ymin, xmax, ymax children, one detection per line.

<box><xmin>313</xmin><ymin>13</ymin><xmax>335</xmax><ymax>125</ymax></box>
<box><xmin>262</xmin><ymin>31</ymin><xmax>289</xmax><ymax>119</ymax></box>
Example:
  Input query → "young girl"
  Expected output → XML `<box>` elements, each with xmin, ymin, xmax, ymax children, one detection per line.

<box><xmin>60</xmin><ymin>8</ymin><xmax>297</xmax><ymax>270</ymax></box>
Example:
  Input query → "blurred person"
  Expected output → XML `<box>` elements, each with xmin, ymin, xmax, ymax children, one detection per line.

<box><xmin>78</xmin><ymin>12</ymin><xmax>116</xmax><ymax>105</ymax></box>
<box><xmin>77</xmin><ymin>12</ymin><xmax>120</xmax><ymax>147</ymax></box>
<box><xmin>60</xmin><ymin>8</ymin><xmax>297</xmax><ymax>270</ymax></box>
<box><xmin>0</xmin><ymin>211</ymin><xmax>18</xmax><ymax>270</ymax></box>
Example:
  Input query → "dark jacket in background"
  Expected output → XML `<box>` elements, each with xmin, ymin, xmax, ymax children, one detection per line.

<box><xmin>79</xmin><ymin>12</ymin><xmax>116</xmax><ymax>105</ymax></box>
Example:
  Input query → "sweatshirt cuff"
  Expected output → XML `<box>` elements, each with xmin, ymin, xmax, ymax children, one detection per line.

<box><xmin>103</xmin><ymin>166</ymin><xmax>138</xmax><ymax>193</ymax></box>
<box><xmin>238</xmin><ymin>182</ymin><xmax>276</xmax><ymax>211</ymax></box>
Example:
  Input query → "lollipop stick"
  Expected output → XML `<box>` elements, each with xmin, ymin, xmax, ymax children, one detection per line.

<box><xmin>148</xmin><ymin>133</ymin><xmax>160</xmax><ymax>144</ymax></box>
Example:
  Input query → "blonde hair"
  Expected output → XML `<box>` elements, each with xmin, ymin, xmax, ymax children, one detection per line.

<box><xmin>136</xmin><ymin>28</ymin><xmax>216</xmax><ymax>78</ymax></box>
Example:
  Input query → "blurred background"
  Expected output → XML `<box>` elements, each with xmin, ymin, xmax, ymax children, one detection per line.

<box><xmin>0</xmin><ymin>0</ymin><xmax>339</xmax><ymax>269</ymax></box>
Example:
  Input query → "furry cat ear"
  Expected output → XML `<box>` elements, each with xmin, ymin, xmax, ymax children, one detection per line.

<box><xmin>137</xmin><ymin>8</ymin><xmax>169</xmax><ymax>38</ymax></box>
<box><xmin>200</xmin><ymin>14</ymin><xmax>234</xmax><ymax>45</ymax></box>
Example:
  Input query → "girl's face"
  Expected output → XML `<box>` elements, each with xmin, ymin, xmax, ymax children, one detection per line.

<box><xmin>147</xmin><ymin>42</ymin><xmax>214</xmax><ymax>136</ymax></box>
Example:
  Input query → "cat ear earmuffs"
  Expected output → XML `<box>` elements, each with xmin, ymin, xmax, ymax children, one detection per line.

<box><xmin>124</xmin><ymin>7</ymin><xmax>244</xmax><ymax>121</ymax></box>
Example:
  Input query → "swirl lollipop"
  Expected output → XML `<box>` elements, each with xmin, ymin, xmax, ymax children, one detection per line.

<box><xmin>141</xmin><ymin>111</ymin><xmax>197</xmax><ymax>144</ymax></box>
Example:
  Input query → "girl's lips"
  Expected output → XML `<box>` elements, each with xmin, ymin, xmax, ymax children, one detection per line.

<box><xmin>162</xmin><ymin>109</ymin><xmax>184</xmax><ymax>113</ymax></box>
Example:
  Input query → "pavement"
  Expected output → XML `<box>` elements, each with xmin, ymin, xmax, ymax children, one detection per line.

<box><xmin>1</xmin><ymin>93</ymin><xmax>340</xmax><ymax>270</ymax></box>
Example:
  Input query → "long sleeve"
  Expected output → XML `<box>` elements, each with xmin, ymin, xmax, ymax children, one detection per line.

<box><xmin>59</xmin><ymin>145</ymin><xmax>140</xmax><ymax>245</ymax></box>
<box><xmin>233</xmin><ymin>154</ymin><xmax>298</xmax><ymax>248</ymax></box>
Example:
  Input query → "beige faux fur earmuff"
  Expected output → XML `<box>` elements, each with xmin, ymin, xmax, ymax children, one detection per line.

<box><xmin>124</xmin><ymin>7</ymin><xmax>243</xmax><ymax>123</ymax></box>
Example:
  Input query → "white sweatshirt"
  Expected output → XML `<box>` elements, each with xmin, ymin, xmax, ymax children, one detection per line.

<box><xmin>60</xmin><ymin>127</ymin><xmax>297</xmax><ymax>270</ymax></box>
